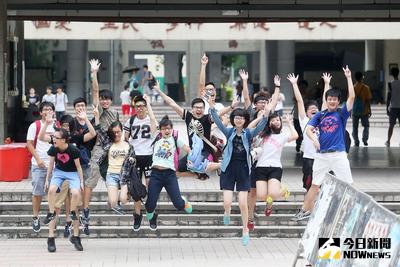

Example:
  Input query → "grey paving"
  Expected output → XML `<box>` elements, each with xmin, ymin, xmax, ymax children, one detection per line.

<box><xmin>0</xmin><ymin>238</ymin><xmax>308</xmax><ymax>267</ymax></box>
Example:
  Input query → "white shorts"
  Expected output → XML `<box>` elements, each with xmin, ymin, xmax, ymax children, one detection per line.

<box><xmin>312</xmin><ymin>151</ymin><xmax>353</xmax><ymax>186</ymax></box>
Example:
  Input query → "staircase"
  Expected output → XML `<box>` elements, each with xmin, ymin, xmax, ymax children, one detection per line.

<box><xmin>1</xmin><ymin>188</ymin><xmax>399</xmax><ymax>239</ymax></box>
<box><xmin>67</xmin><ymin>104</ymin><xmax>391</xmax><ymax>127</ymax></box>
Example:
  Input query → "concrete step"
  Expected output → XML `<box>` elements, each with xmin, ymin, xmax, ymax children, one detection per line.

<box><xmin>2</xmin><ymin>201</ymin><xmax>400</xmax><ymax>215</ymax></box>
<box><xmin>0</xmin><ymin>213</ymin><xmax>308</xmax><ymax>227</ymax></box>
<box><xmin>2</xmin><ymin>190</ymin><xmax>400</xmax><ymax>203</ymax></box>
<box><xmin>0</xmin><ymin>225</ymin><xmax>305</xmax><ymax>239</ymax></box>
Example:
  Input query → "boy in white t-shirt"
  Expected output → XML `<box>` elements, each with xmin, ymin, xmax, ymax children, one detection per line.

<box><xmin>42</xmin><ymin>86</ymin><xmax>56</xmax><ymax>105</ymax></box>
<box><xmin>26</xmin><ymin>101</ymin><xmax>56</xmax><ymax>233</ymax></box>
<box><xmin>55</xmin><ymin>87</ymin><xmax>68</xmax><ymax>121</ymax></box>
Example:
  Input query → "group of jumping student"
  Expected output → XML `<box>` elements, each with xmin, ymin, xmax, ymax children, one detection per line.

<box><xmin>26</xmin><ymin>53</ymin><xmax>355</xmax><ymax>253</ymax></box>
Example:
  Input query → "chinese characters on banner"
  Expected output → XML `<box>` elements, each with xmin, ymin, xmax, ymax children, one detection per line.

<box><xmin>32</xmin><ymin>21</ymin><xmax>337</xmax><ymax>32</ymax></box>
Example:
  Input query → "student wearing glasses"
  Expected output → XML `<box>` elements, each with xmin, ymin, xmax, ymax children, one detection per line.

<box><xmin>123</xmin><ymin>94</ymin><xmax>157</xmax><ymax>231</ymax></box>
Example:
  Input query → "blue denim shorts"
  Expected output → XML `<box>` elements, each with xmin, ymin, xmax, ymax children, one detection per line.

<box><xmin>106</xmin><ymin>173</ymin><xmax>121</xmax><ymax>187</ymax></box>
<box><xmin>50</xmin><ymin>168</ymin><xmax>81</xmax><ymax>191</ymax></box>
<box><xmin>31</xmin><ymin>165</ymin><xmax>48</xmax><ymax>196</ymax></box>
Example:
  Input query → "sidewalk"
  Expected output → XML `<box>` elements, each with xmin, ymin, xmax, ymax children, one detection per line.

<box><xmin>0</xmin><ymin>238</ymin><xmax>307</xmax><ymax>267</ymax></box>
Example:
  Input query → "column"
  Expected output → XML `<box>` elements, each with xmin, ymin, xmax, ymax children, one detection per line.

<box><xmin>0</xmin><ymin>0</ymin><xmax>7</xmax><ymax>144</ymax></box>
<box><xmin>67</xmin><ymin>40</ymin><xmax>88</xmax><ymax>102</ymax></box>
<box><xmin>365</xmin><ymin>40</ymin><xmax>376</xmax><ymax>71</ymax></box>
<box><xmin>265</xmin><ymin>41</ymin><xmax>278</xmax><ymax>90</ymax></box>
<box><xmin>186</xmin><ymin>40</ymin><xmax>202</xmax><ymax>104</ymax></box>
<box><xmin>164</xmin><ymin>52</ymin><xmax>181</xmax><ymax>101</ymax></box>
<box><xmin>277</xmin><ymin>40</ymin><xmax>295</xmax><ymax>105</ymax></box>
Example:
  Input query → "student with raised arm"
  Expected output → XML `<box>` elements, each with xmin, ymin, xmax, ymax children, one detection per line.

<box><xmin>208</xmin><ymin>97</ymin><xmax>269</xmax><ymax>247</ymax></box>
<box><xmin>152</xmin><ymin>84</ymin><xmax>221</xmax><ymax>179</ymax></box>
<box><xmin>123</xmin><ymin>93</ymin><xmax>158</xmax><ymax>231</ymax></box>
<box><xmin>303</xmin><ymin>66</ymin><xmax>355</xmax><ymax>217</ymax></box>
<box><xmin>83</xmin><ymin>59</ymin><xmax>119</xmax><ymax>235</ymax></box>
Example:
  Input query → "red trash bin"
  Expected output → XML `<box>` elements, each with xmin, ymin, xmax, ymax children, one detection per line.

<box><xmin>0</xmin><ymin>143</ymin><xmax>30</xmax><ymax>182</ymax></box>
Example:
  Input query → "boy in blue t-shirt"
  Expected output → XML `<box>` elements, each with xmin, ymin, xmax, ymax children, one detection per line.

<box><xmin>301</xmin><ymin>66</ymin><xmax>355</xmax><ymax>217</ymax></box>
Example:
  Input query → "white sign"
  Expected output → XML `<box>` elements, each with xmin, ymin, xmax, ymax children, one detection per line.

<box><xmin>24</xmin><ymin>21</ymin><xmax>400</xmax><ymax>40</ymax></box>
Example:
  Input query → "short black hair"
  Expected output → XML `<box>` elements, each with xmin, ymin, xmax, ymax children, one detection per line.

<box><xmin>107</xmin><ymin>121</ymin><xmax>123</xmax><ymax>142</ymax></box>
<box><xmin>46</xmin><ymin>86</ymin><xmax>53</xmax><ymax>91</ymax></box>
<box><xmin>60</xmin><ymin>114</ymin><xmax>75</xmax><ymax>133</ymax></box>
<box><xmin>305</xmin><ymin>100</ymin><xmax>319</xmax><ymax>111</ymax></box>
<box><xmin>229</xmin><ymin>108</ymin><xmax>250</xmax><ymax>128</ymax></box>
<box><xmin>73</xmin><ymin>97</ymin><xmax>87</xmax><ymax>107</ymax></box>
<box><xmin>191</xmin><ymin>98</ymin><xmax>205</xmax><ymax>108</ymax></box>
<box><xmin>133</xmin><ymin>95</ymin><xmax>147</xmax><ymax>106</ymax></box>
<box><xmin>124</xmin><ymin>84</ymin><xmax>129</xmax><ymax>90</ymax></box>
<box><xmin>325</xmin><ymin>88</ymin><xmax>341</xmax><ymax>101</ymax></box>
<box><xmin>99</xmin><ymin>89</ymin><xmax>113</xmax><ymax>101</ymax></box>
<box><xmin>391</xmin><ymin>67</ymin><xmax>399</xmax><ymax>78</ymax></box>
<box><xmin>39</xmin><ymin>101</ymin><xmax>55</xmax><ymax>112</ymax></box>
<box><xmin>159</xmin><ymin>115</ymin><xmax>173</xmax><ymax>129</ymax></box>
<box><xmin>355</xmin><ymin>71</ymin><xmax>363</xmax><ymax>82</ymax></box>
<box><xmin>254</xmin><ymin>91</ymin><xmax>270</xmax><ymax>104</ymax></box>
<box><xmin>205</xmin><ymin>82</ymin><xmax>215</xmax><ymax>88</ymax></box>
<box><xmin>56</xmin><ymin>128</ymin><xmax>71</xmax><ymax>143</ymax></box>
<box><xmin>143</xmin><ymin>65</ymin><xmax>148</xmax><ymax>69</ymax></box>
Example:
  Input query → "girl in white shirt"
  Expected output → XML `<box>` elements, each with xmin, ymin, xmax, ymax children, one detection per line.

<box><xmin>254</xmin><ymin>113</ymin><xmax>298</xmax><ymax>216</ymax></box>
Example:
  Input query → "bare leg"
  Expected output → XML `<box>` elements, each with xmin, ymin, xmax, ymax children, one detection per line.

<box><xmin>238</xmin><ymin>191</ymin><xmax>249</xmax><ymax>235</ymax></box>
<box><xmin>107</xmin><ymin>186</ymin><xmax>119</xmax><ymax>208</ymax></box>
<box><xmin>223</xmin><ymin>190</ymin><xmax>233</xmax><ymax>215</ymax></box>
<box><xmin>303</xmin><ymin>185</ymin><xmax>319</xmax><ymax>212</ymax></box>
<box><xmin>32</xmin><ymin>196</ymin><xmax>42</xmax><ymax>217</ymax></box>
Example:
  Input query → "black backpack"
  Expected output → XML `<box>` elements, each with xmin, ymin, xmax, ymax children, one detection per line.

<box><xmin>315</xmin><ymin>108</ymin><xmax>351</xmax><ymax>153</ymax></box>
<box><xmin>127</xmin><ymin>165</ymin><xmax>147</xmax><ymax>202</ymax></box>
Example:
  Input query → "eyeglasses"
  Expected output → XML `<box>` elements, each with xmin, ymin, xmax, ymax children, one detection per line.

<box><xmin>135</xmin><ymin>104</ymin><xmax>146</xmax><ymax>108</ymax></box>
<box><xmin>193</xmin><ymin>106</ymin><xmax>204</xmax><ymax>110</ymax></box>
<box><xmin>54</xmin><ymin>136</ymin><xmax>63</xmax><ymax>140</ymax></box>
<box><xmin>112</xmin><ymin>130</ymin><xmax>122</xmax><ymax>134</ymax></box>
<box><xmin>42</xmin><ymin>108</ymin><xmax>54</xmax><ymax>111</ymax></box>
<box><xmin>234</xmin><ymin>116</ymin><xmax>245</xmax><ymax>120</ymax></box>
<box><xmin>160</xmin><ymin>127</ymin><xmax>172</xmax><ymax>131</ymax></box>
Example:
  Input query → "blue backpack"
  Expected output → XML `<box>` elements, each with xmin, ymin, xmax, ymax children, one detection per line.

<box><xmin>352</xmin><ymin>96</ymin><xmax>364</xmax><ymax>116</ymax></box>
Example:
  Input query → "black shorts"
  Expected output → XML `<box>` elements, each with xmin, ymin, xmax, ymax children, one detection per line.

<box><xmin>389</xmin><ymin>108</ymin><xmax>400</xmax><ymax>126</ymax></box>
<box><xmin>302</xmin><ymin>158</ymin><xmax>314</xmax><ymax>191</ymax></box>
<box><xmin>254</xmin><ymin>167</ymin><xmax>283</xmax><ymax>182</ymax></box>
<box><xmin>220</xmin><ymin>160</ymin><xmax>250</xmax><ymax>192</ymax></box>
<box><xmin>136</xmin><ymin>155</ymin><xmax>153</xmax><ymax>179</ymax></box>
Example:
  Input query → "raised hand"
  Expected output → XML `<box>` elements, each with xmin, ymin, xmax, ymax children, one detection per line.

<box><xmin>152</xmin><ymin>80</ymin><xmax>160</xmax><ymax>91</ymax></box>
<box><xmin>143</xmin><ymin>94</ymin><xmax>151</xmax><ymax>103</ymax></box>
<box><xmin>322</xmin><ymin>72</ymin><xmax>332</xmax><ymax>84</ymax></box>
<box><xmin>343</xmin><ymin>65</ymin><xmax>352</xmax><ymax>78</ymax></box>
<box><xmin>239</xmin><ymin>69</ymin><xmax>249</xmax><ymax>80</ymax></box>
<box><xmin>283</xmin><ymin>113</ymin><xmax>293</xmax><ymax>123</ymax></box>
<box><xmin>201</xmin><ymin>53</ymin><xmax>208</xmax><ymax>66</ymax></box>
<box><xmin>92</xmin><ymin>104</ymin><xmax>99</xmax><ymax>118</ymax></box>
<box><xmin>45</xmin><ymin>111</ymin><xmax>54</xmax><ymax>124</ymax></box>
<box><xmin>274</xmin><ymin>75</ymin><xmax>281</xmax><ymax>87</ymax></box>
<box><xmin>287</xmin><ymin>73</ymin><xmax>298</xmax><ymax>84</ymax></box>
<box><xmin>76</xmin><ymin>111</ymin><xmax>87</xmax><ymax>120</ymax></box>
<box><xmin>89</xmin><ymin>59</ymin><xmax>101</xmax><ymax>73</ymax></box>
<box><xmin>231</xmin><ymin>95</ymin><xmax>240</xmax><ymax>109</ymax></box>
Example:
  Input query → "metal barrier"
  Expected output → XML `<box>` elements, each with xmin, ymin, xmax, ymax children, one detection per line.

<box><xmin>292</xmin><ymin>174</ymin><xmax>400</xmax><ymax>267</ymax></box>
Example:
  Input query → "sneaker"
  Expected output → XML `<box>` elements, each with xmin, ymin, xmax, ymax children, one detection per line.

<box><xmin>247</xmin><ymin>219</ymin><xmax>255</xmax><ymax>231</ymax></box>
<box><xmin>64</xmin><ymin>221</ymin><xmax>72</xmax><ymax>238</ymax></box>
<box><xmin>149</xmin><ymin>213</ymin><xmax>158</xmax><ymax>231</ymax></box>
<box><xmin>223</xmin><ymin>213</ymin><xmax>230</xmax><ymax>226</ymax></box>
<box><xmin>32</xmin><ymin>216</ymin><xmax>41</xmax><ymax>233</ymax></box>
<box><xmin>385</xmin><ymin>141</ymin><xmax>390</xmax><ymax>147</ymax></box>
<box><xmin>354</xmin><ymin>141</ymin><xmax>360</xmax><ymax>147</ymax></box>
<box><xmin>69</xmin><ymin>235</ymin><xmax>83</xmax><ymax>251</ymax></box>
<box><xmin>182</xmin><ymin>196</ymin><xmax>192</xmax><ymax>214</ymax></box>
<box><xmin>363</xmin><ymin>141</ymin><xmax>368</xmax><ymax>146</ymax></box>
<box><xmin>81</xmin><ymin>208</ymin><xmax>90</xmax><ymax>236</ymax></box>
<box><xmin>292</xmin><ymin>209</ymin><xmax>311</xmax><ymax>221</ymax></box>
<box><xmin>111</xmin><ymin>205</ymin><xmax>126</xmax><ymax>215</ymax></box>
<box><xmin>47</xmin><ymin>237</ymin><xmax>56</xmax><ymax>253</ymax></box>
<box><xmin>242</xmin><ymin>233</ymin><xmax>250</xmax><ymax>247</ymax></box>
<box><xmin>83</xmin><ymin>224</ymin><xmax>90</xmax><ymax>236</ymax></box>
<box><xmin>265</xmin><ymin>196</ymin><xmax>273</xmax><ymax>216</ymax></box>
<box><xmin>43</xmin><ymin>211</ymin><xmax>56</xmax><ymax>225</ymax></box>
<box><xmin>133</xmin><ymin>213</ymin><xmax>143</xmax><ymax>232</ymax></box>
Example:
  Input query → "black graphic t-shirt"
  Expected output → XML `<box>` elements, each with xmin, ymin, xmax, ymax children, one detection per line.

<box><xmin>183</xmin><ymin>109</ymin><xmax>213</xmax><ymax>153</ymax></box>
<box><xmin>47</xmin><ymin>144</ymin><xmax>81</xmax><ymax>172</ymax></box>
<box><xmin>232</xmin><ymin>135</ymin><xmax>247</xmax><ymax>160</ymax></box>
